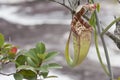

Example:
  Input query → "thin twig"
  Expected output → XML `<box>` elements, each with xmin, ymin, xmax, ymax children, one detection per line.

<box><xmin>96</xmin><ymin>13</ymin><xmax>114</xmax><ymax>80</ymax></box>
<box><xmin>68</xmin><ymin>0</ymin><xmax>73</xmax><ymax>9</ymax></box>
<box><xmin>72</xmin><ymin>0</ymin><xmax>79</xmax><ymax>11</ymax></box>
<box><xmin>91</xmin><ymin>0</ymin><xmax>114</xmax><ymax>80</ymax></box>
<box><xmin>0</xmin><ymin>72</ymin><xmax>14</xmax><ymax>76</ymax></box>
<box><xmin>76</xmin><ymin>0</ymin><xmax>80</xmax><ymax>7</ymax></box>
<box><xmin>49</xmin><ymin>0</ymin><xmax>73</xmax><ymax>13</ymax></box>
<box><xmin>83</xmin><ymin>15</ymin><xmax>89</xmax><ymax>21</ymax></box>
<box><xmin>101</xmin><ymin>21</ymin><xmax>120</xmax><ymax>49</ymax></box>
<box><xmin>101</xmin><ymin>17</ymin><xmax>120</xmax><ymax>36</ymax></box>
<box><xmin>117</xmin><ymin>0</ymin><xmax>120</xmax><ymax>3</ymax></box>
<box><xmin>74</xmin><ymin>0</ymin><xmax>78</xmax><ymax>7</ymax></box>
<box><xmin>78</xmin><ymin>0</ymin><xmax>80</xmax><ymax>5</ymax></box>
<box><xmin>94</xmin><ymin>5</ymin><xmax>114</xmax><ymax>80</ymax></box>
<box><xmin>94</xmin><ymin>26</ymin><xmax>110</xmax><ymax>76</ymax></box>
<box><xmin>63</xmin><ymin>0</ymin><xmax>65</xmax><ymax>4</ymax></box>
<box><xmin>105</xmin><ymin>31</ymin><xmax>120</xmax><ymax>42</ymax></box>
<box><xmin>0</xmin><ymin>0</ymin><xmax>41</xmax><ymax>5</ymax></box>
<box><xmin>105</xmin><ymin>30</ymin><xmax>120</xmax><ymax>49</ymax></box>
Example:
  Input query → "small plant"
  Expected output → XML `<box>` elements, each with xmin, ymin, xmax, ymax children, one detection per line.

<box><xmin>0</xmin><ymin>33</ymin><xmax>62</xmax><ymax>80</ymax></box>
<box><xmin>0</xmin><ymin>33</ymin><xmax>17</xmax><ymax>64</ymax></box>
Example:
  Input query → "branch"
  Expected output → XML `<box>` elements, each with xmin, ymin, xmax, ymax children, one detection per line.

<box><xmin>101</xmin><ymin>16</ymin><xmax>120</xmax><ymax>49</ymax></box>
<box><xmin>117</xmin><ymin>0</ymin><xmax>120</xmax><ymax>3</ymax></box>
<box><xmin>0</xmin><ymin>0</ymin><xmax>41</xmax><ymax>5</ymax></box>
<box><xmin>101</xmin><ymin>17</ymin><xmax>120</xmax><ymax>36</ymax></box>
<box><xmin>96</xmin><ymin>12</ymin><xmax>114</xmax><ymax>80</ymax></box>
<box><xmin>63</xmin><ymin>0</ymin><xmax>65</xmax><ymax>3</ymax></box>
<box><xmin>105</xmin><ymin>31</ymin><xmax>120</xmax><ymax>49</ymax></box>
<box><xmin>68</xmin><ymin>0</ymin><xmax>73</xmax><ymax>8</ymax></box>
<box><xmin>91</xmin><ymin>0</ymin><xmax>114</xmax><ymax>80</ymax></box>
<box><xmin>0</xmin><ymin>72</ymin><xmax>14</xmax><ymax>76</ymax></box>
<box><xmin>49</xmin><ymin>0</ymin><xmax>74</xmax><ymax>13</ymax></box>
<box><xmin>81</xmin><ymin>10</ymin><xmax>120</xmax><ymax>50</ymax></box>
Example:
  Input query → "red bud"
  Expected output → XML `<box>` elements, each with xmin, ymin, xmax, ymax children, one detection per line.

<box><xmin>10</xmin><ymin>47</ymin><xmax>17</xmax><ymax>54</ymax></box>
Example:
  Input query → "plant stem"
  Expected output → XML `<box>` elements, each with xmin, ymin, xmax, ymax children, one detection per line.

<box><xmin>94</xmin><ymin>7</ymin><xmax>114</xmax><ymax>80</ymax></box>
<box><xmin>101</xmin><ymin>17</ymin><xmax>120</xmax><ymax>36</ymax></box>
<box><xmin>49</xmin><ymin>0</ymin><xmax>74</xmax><ymax>13</ymax></box>
<box><xmin>94</xmin><ymin>26</ymin><xmax>109</xmax><ymax>76</ymax></box>
<box><xmin>68</xmin><ymin>0</ymin><xmax>73</xmax><ymax>8</ymax></box>
<box><xmin>103</xmin><ymin>29</ymin><xmax>120</xmax><ymax>49</ymax></box>
<box><xmin>91</xmin><ymin>0</ymin><xmax>114</xmax><ymax>80</ymax></box>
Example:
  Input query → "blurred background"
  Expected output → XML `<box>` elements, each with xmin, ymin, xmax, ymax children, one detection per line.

<box><xmin>0</xmin><ymin>0</ymin><xmax>120</xmax><ymax>80</ymax></box>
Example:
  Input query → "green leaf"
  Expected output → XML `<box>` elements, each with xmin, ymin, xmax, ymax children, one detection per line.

<box><xmin>24</xmin><ymin>50</ymin><xmax>40</xmax><ymax>65</ymax></box>
<box><xmin>37</xmin><ymin>54</ymin><xmax>47</xmax><ymax>60</ymax></box>
<box><xmin>0</xmin><ymin>33</ymin><xmax>4</xmax><ymax>47</ymax></box>
<box><xmin>29</xmin><ymin>48</ymin><xmax>39</xmax><ymax>60</ymax></box>
<box><xmin>16</xmin><ymin>50</ymin><xmax>27</xmax><ymax>56</ymax></box>
<box><xmin>45</xmin><ymin>52</ymin><xmax>58</xmax><ymax>61</ymax></box>
<box><xmin>17</xmin><ymin>65</ymin><xmax>37</xmax><ymax>79</ymax></box>
<box><xmin>96</xmin><ymin>3</ymin><xmax>100</xmax><ymax>12</ymax></box>
<box><xmin>3</xmin><ymin>43</ymin><xmax>12</xmax><ymax>48</ymax></box>
<box><xmin>25</xmin><ymin>51</ymin><xmax>36</xmax><ymax>60</ymax></box>
<box><xmin>18</xmin><ymin>69</ymin><xmax>37</xmax><ymax>80</ymax></box>
<box><xmin>27</xmin><ymin>57</ymin><xmax>38</xmax><ymax>67</ymax></box>
<box><xmin>15</xmin><ymin>55</ymin><xmax>26</xmax><ymax>67</ymax></box>
<box><xmin>46</xmin><ymin>75</ymin><xmax>58</xmax><ymax>78</ymax></box>
<box><xmin>14</xmin><ymin>73</ymin><xmax>23</xmax><ymax>80</ymax></box>
<box><xmin>36</xmin><ymin>64</ymin><xmax>49</xmax><ymax>72</ymax></box>
<box><xmin>48</xmin><ymin>63</ymin><xmax>62</xmax><ymax>69</ymax></box>
<box><xmin>36</xmin><ymin>42</ymin><xmax>46</xmax><ymax>54</ymax></box>
<box><xmin>89</xmin><ymin>12</ymin><xmax>96</xmax><ymax>28</ymax></box>
<box><xmin>41</xmin><ymin>72</ymin><xmax>49</xmax><ymax>78</ymax></box>
<box><xmin>28</xmin><ymin>77</ymin><xmax>37</xmax><ymax>80</ymax></box>
<box><xmin>0</xmin><ymin>55</ymin><xmax>3</xmax><ymax>60</ymax></box>
<box><xmin>118</xmin><ymin>77</ymin><xmax>120</xmax><ymax>80</ymax></box>
<box><xmin>17</xmin><ymin>65</ymin><xmax>37</xmax><ymax>74</ymax></box>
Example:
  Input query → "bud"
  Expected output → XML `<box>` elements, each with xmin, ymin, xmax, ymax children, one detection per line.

<box><xmin>10</xmin><ymin>47</ymin><xmax>17</xmax><ymax>54</ymax></box>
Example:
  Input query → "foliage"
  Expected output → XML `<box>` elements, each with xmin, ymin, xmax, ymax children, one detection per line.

<box><xmin>0</xmin><ymin>33</ymin><xmax>62</xmax><ymax>80</ymax></box>
<box><xmin>0</xmin><ymin>0</ymin><xmax>120</xmax><ymax>80</ymax></box>
<box><xmin>0</xmin><ymin>33</ymin><xmax>17</xmax><ymax>63</ymax></box>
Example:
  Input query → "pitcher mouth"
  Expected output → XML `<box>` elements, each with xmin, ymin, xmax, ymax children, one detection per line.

<box><xmin>76</xmin><ymin>4</ymin><xmax>97</xmax><ymax>14</ymax></box>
